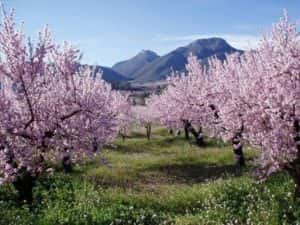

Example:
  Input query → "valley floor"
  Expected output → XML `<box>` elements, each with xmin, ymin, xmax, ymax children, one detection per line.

<box><xmin>0</xmin><ymin>127</ymin><xmax>298</xmax><ymax>225</ymax></box>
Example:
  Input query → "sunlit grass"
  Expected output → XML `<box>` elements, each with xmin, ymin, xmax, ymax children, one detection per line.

<box><xmin>0</xmin><ymin>126</ymin><xmax>298</xmax><ymax>225</ymax></box>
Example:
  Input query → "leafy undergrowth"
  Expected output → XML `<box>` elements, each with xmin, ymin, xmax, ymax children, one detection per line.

<box><xmin>0</xmin><ymin>127</ymin><xmax>299</xmax><ymax>225</ymax></box>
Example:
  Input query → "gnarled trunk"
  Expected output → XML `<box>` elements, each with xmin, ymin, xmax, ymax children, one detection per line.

<box><xmin>2</xmin><ymin>148</ymin><xmax>35</xmax><ymax>204</ymax></box>
<box><xmin>184</xmin><ymin>122</ymin><xmax>190</xmax><ymax>140</ymax></box>
<box><xmin>62</xmin><ymin>151</ymin><xmax>72</xmax><ymax>172</ymax></box>
<box><xmin>183</xmin><ymin>120</ymin><xmax>205</xmax><ymax>146</ymax></box>
<box><xmin>13</xmin><ymin>167</ymin><xmax>35</xmax><ymax>204</ymax></box>
<box><xmin>232</xmin><ymin>135</ymin><xmax>245</xmax><ymax>167</ymax></box>
<box><xmin>190</xmin><ymin>126</ymin><xmax>205</xmax><ymax>146</ymax></box>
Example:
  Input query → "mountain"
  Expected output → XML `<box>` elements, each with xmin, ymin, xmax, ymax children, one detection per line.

<box><xmin>80</xmin><ymin>64</ymin><xmax>130</xmax><ymax>84</ymax></box>
<box><xmin>133</xmin><ymin>38</ymin><xmax>242</xmax><ymax>82</ymax></box>
<box><xmin>112</xmin><ymin>50</ymin><xmax>159</xmax><ymax>78</ymax></box>
<box><xmin>83</xmin><ymin>38</ymin><xmax>242</xmax><ymax>85</ymax></box>
<box><xmin>98</xmin><ymin>66</ymin><xmax>130</xmax><ymax>83</ymax></box>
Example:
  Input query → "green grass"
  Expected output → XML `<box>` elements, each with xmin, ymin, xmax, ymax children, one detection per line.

<box><xmin>0</xmin><ymin>126</ymin><xmax>299</xmax><ymax>225</ymax></box>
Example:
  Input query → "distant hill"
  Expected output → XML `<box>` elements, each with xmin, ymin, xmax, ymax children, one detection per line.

<box><xmin>133</xmin><ymin>38</ymin><xmax>242</xmax><ymax>82</ymax></box>
<box><xmin>80</xmin><ymin>38</ymin><xmax>242</xmax><ymax>86</ymax></box>
<box><xmin>112</xmin><ymin>50</ymin><xmax>159</xmax><ymax>78</ymax></box>
<box><xmin>80</xmin><ymin>64</ymin><xmax>130</xmax><ymax>84</ymax></box>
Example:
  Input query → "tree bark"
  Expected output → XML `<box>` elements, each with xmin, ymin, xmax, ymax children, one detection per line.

<box><xmin>189</xmin><ymin>126</ymin><xmax>205</xmax><ymax>146</ymax></box>
<box><xmin>183</xmin><ymin>120</ymin><xmax>205</xmax><ymax>146</ymax></box>
<box><xmin>183</xmin><ymin>120</ymin><xmax>190</xmax><ymax>140</ymax></box>
<box><xmin>13</xmin><ymin>167</ymin><xmax>34</xmax><ymax>204</ymax></box>
<box><xmin>62</xmin><ymin>151</ymin><xmax>72</xmax><ymax>172</ymax></box>
<box><xmin>284</xmin><ymin>120</ymin><xmax>300</xmax><ymax>198</ymax></box>
<box><xmin>294</xmin><ymin>173</ymin><xmax>300</xmax><ymax>199</ymax></box>
<box><xmin>293</xmin><ymin>119</ymin><xmax>300</xmax><ymax>198</ymax></box>
<box><xmin>176</xmin><ymin>130</ymin><xmax>181</xmax><ymax>136</ymax></box>
<box><xmin>120</xmin><ymin>132</ymin><xmax>126</xmax><ymax>141</ymax></box>
<box><xmin>286</xmin><ymin>166</ymin><xmax>300</xmax><ymax>199</ymax></box>
<box><xmin>3</xmin><ymin>148</ymin><xmax>35</xmax><ymax>204</ymax></box>
<box><xmin>232</xmin><ymin>136</ymin><xmax>245</xmax><ymax>167</ymax></box>
<box><xmin>118</xmin><ymin>128</ymin><xmax>126</xmax><ymax>141</ymax></box>
<box><xmin>145</xmin><ymin>123</ymin><xmax>151</xmax><ymax>140</ymax></box>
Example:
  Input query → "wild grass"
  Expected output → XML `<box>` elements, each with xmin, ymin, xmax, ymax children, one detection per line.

<box><xmin>0</xmin><ymin>126</ymin><xmax>299</xmax><ymax>225</ymax></box>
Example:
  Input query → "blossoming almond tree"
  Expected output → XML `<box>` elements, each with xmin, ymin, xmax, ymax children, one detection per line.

<box><xmin>0</xmin><ymin>6</ymin><xmax>128</xmax><ymax>203</ymax></box>
<box><xmin>238</xmin><ymin>12</ymin><xmax>300</xmax><ymax>196</ymax></box>
<box><xmin>132</xmin><ymin>105</ymin><xmax>159</xmax><ymax>140</ymax></box>
<box><xmin>114</xmin><ymin>92</ymin><xmax>132</xmax><ymax>141</ymax></box>
<box><xmin>157</xmin><ymin>52</ymin><xmax>247</xmax><ymax>162</ymax></box>
<box><xmin>147</xmin><ymin>55</ymin><xmax>214</xmax><ymax>146</ymax></box>
<box><xmin>205</xmin><ymin>11</ymin><xmax>300</xmax><ymax>179</ymax></box>
<box><xmin>147</xmin><ymin>11</ymin><xmax>299</xmax><ymax>171</ymax></box>
<box><xmin>208</xmin><ymin>53</ymin><xmax>249</xmax><ymax>166</ymax></box>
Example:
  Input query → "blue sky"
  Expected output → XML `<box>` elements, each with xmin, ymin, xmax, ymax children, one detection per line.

<box><xmin>4</xmin><ymin>0</ymin><xmax>300</xmax><ymax>66</ymax></box>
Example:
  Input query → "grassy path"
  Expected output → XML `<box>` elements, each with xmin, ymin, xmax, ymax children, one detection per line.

<box><xmin>0</xmin><ymin>127</ymin><xmax>297</xmax><ymax>225</ymax></box>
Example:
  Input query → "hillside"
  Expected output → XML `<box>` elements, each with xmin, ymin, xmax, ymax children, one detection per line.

<box><xmin>112</xmin><ymin>50</ymin><xmax>159</xmax><ymax>78</ymax></box>
<box><xmin>80</xmin><ymin>64</ymin><xmax>130</xmax><ymax>84</ymax></box>
<box><xmin>133</xmin><ymin>38</ymin><xmax>242</xmax><ymax>82</ymax></box>
<box><xmin>82</xmin><ymin>38</ymin><xmax>242</xmax><ymax>85</ymax></box>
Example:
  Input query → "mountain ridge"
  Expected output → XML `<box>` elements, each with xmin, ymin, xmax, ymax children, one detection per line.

<box><xmin>79</xmin><ymin>64</ymin><xmax>130</xmax><ymax>84</ymax></box>
<box><xmin>112</xmin><ymin>50</ymin><xmax>159</xmax><ymax>78</ymax></box>
<box><xmin>133</xmin><ymin>38</ymin><xmax>242</xmax><ymax>82</ymax></box>
<box><xmin>88</xmin><ymin>38</ymin><xmax>243</xmax><ymax>84</ymax></box>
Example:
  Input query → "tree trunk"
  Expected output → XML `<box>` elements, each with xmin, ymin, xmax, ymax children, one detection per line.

<box><xmin>3</xmin><ymin>149</ymin><xmax>35</xmax><ymax>204</ymax></box>
<box><xmin>119</xmin><ymin>129</ymin><xmax>126</xmax><ymax>141</ymax></box>
<box><xmin>284</xmin><ymin>120</ymin><xmax>300</xmax><ymax>198</ymax></box>
<box><xmin>13</xmin><ymin>167</ymin><xmax>34</xmax><ymax>204</ymax></box>
<box><xmin>294</xmin><ymin>174</ymin><xmax>300</xmax><ymax>199</ymax></box>
<box><xmin>293</xmin><ymin>120</ymin><xmax>300</xmax><ymax>198</ymax></box>
<box><xmin>62</xmin><ymin>151</ymin><xmax>72</xmax><ymax>172</ymax></box>
<box><xmin>232</xmin><ymin>136</ymin><xmax>245</xmax><ymax>167</ymax></box>
<box><xmin>183</xmin><ymin>120</ymin><xmax>205</xmax><ymax>146</ymax></box>
<box><xmin>183</xmin><ymin>120</ymin><xmax>190</xmax><ymax>140</ymax></box>
<box><xmin>286</xmin><ymin>166</ymin><xmax>300</xmax><ymax>199</ymax></box>
<box><xmin>189</xmin><ymin>127</ymin><xmax>205</xmax><ymax>146</ymax></box>
<box><xmin>120</xmin><ymin>132</ymin><xmax>126</xmax><ymax>141</ymax></box>
<box><xmin>145</xmin><ymin>123</ymin><xmax>151</xmax><ymax>140</ymax></box>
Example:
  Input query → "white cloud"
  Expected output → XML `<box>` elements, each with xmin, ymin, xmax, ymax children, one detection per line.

<box><xmin>155</xmin><ymin>33</ymin><xmax>261</xmax><ymax>50</ymax></box>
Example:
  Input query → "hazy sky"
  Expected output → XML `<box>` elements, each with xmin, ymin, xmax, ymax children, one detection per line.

<box><xmin>4</xmin><ymin>0</ymin><xmax>300</xmax><ymax>66</ymax></box>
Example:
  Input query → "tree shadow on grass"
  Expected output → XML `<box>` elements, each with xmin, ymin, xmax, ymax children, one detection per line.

<box><xmin>127</xmin><ymin>131</ymin><xmax>147</xmax><ymax>139</ymax></box>
<box><xmin>70</xmin><ymin>161</ymin><xmax>247</xmax><ymax>190</ymax></box>
<box><xmin>154</xmin><ymin>136</ymin><xmax>229</xmax><ymax>150</ymax></box>
<box><xmin>81</xmin><ymin>164</ymin><xmax>244</xmax><ymax>190</ymax></box>
<box><xmin>105</xmin><ymin>136</ymin><xmax>188</xmax><ymax>154</ymax></box>
<box><xmin>154</xmin><ymin>136</ymin><xmax>187</xmax><ymax>146</ymax></box>
<box><xmin>202</xmin><ymin>138</ymin><xmax>230</xmax><ymax>148</ymax></box>
<box><xmin>142</xmin><ymin>163</ymin><xmax>246</xmax><ymax>185</ymax></box>
<box><xmin>105</xmin><ymin>143</ymin><xmax>148</xmax><ymax>153</ymax></box>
